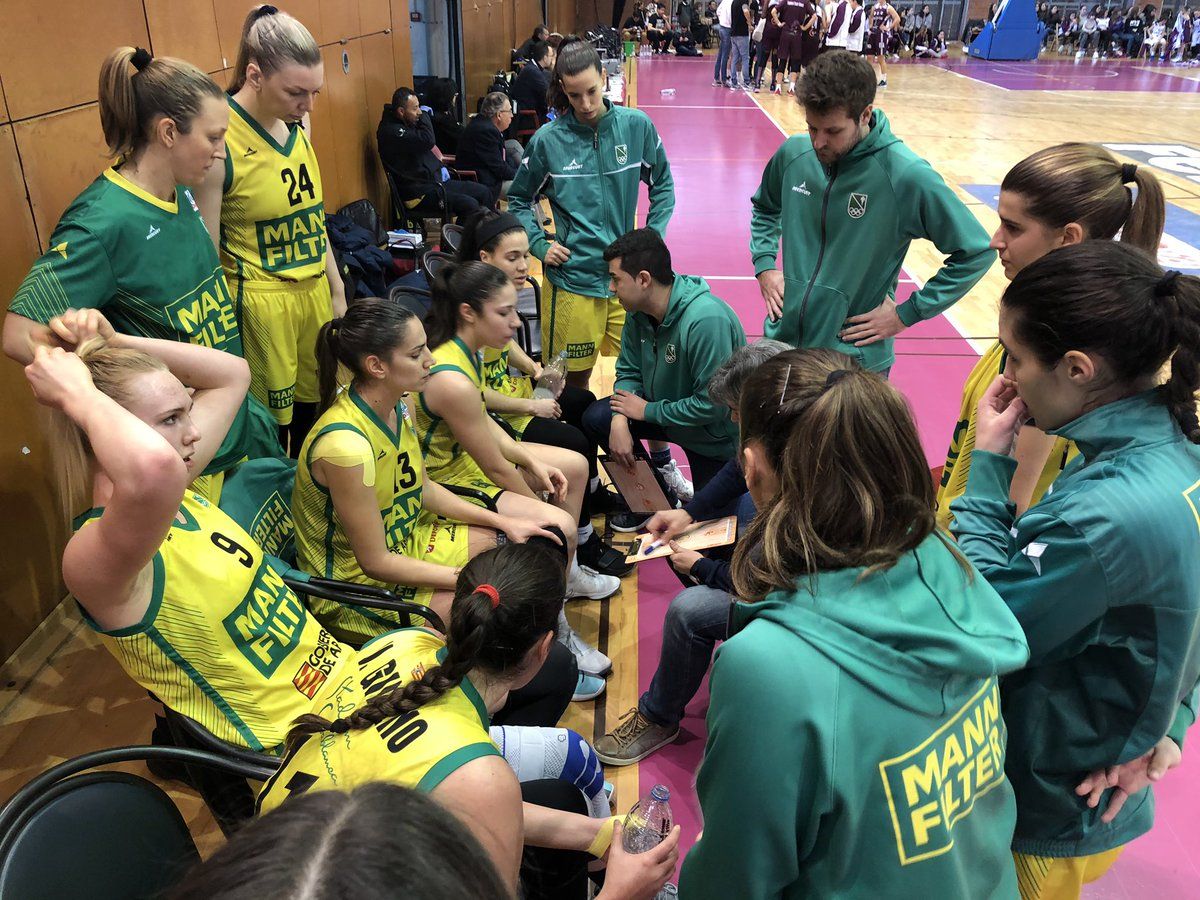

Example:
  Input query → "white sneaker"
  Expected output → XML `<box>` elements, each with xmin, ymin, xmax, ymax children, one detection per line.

<box><xmin>566</xmin><ymin>560</ymin><xmax>621</xmax><ymax>600</ymax></box>
<box><xmin>657</xmin><ymin>459</ymin><xmax>694</xmax><ymax>501</ymax></box>
<box><xmin>559</xmin><ymin>609</ymin><xmax>613</xmax><ymax>676</ymax></box>
<box><xmin>1076</xmin><ymin>50</ymin><xmax>1084</xmax><ymax>58</ymax></box>
<box><xmin>1092</xmin><ymin>51</ymin><xmax>1099</xmax><ymax>59</ymax></box>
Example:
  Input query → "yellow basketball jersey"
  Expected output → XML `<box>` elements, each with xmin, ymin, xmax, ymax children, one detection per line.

<box><xmin>412</xmin><ymin>338</ymin><xmax>488</xmax><ymax>477</ymax></box>
<box><xmin>220</xmin><ymin>96</ymin><xmax>327</xmax><ymax>284</ymax></box>
<box><xmin>935</xmin><ymin>341</ymin><xmax>1078</xmax><ymax>530</ymax></box>
<box><xmin>482</xmin><ymin>345</ymin><xmax>534</xmax><ymax>436</ymax></box>
<box><xmin>256</xmin><ymin>628</ymin><xmax>500</xmax><ymax>813</ymax></box>
<box><xmin>77</xmin><ymin>490</ymin><xmax>353</xmax><ymax>753</ymax></box>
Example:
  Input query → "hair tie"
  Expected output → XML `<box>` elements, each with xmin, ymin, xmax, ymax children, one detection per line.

<box><xmin>825</xmin><ymin>369</ymin><xmax>852</xmax><ymax>389</ymax></box>
<box><xmin>475</xmin><ymin>584</ymin><xmax>501</xmax><ymax>608</ymax></box>
<box><xmin>1155</xmin><ymin>270</ymin><xmax>1181</xmax><ymax>298</ymax></box>
<box><xmin>254</xmin><ymin>4</ymin><xmax>279</xmax><ymax>20</ymax></box>
<box><xmin>328</xmin><ymin>719</ymin><xmax>350</xmax><ymax>734</ymax></box>
<box><xmin>1120</xmin><ymin>162</ymin><xmax>1138</xmax><ymax>185</ymax></box>
<box><xmin>131</xmin><ymin>48</ymin><xmax>153</xmax><ymax>72</ymax></box>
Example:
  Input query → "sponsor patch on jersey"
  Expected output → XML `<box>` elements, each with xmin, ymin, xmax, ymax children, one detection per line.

<box><xmin>665</xmin><ymin>343</ymin><xmax>677</xmax><ymax>363</ymax></box>
<box><xmin>255</xmin><ymin>203</ymin><xmax>327</xmax><ymax>273</ymax></box>
<box><xmin>563</xmin><ymin>158</ymin><xmax>584</xmax><ymax>172</ymax></box>
<box><xmin>792</xmin><ymin>181</ymin><xmax>812</xmax><ymax>196</ymax></box>
<box><xmin>848</xmin><ymin>192</ymin><xmax>869</xmax><ymax>219</ymax></box>
<box><xmin>878</xmin><ymin>679</ymin><xmax>1007</xmax><ymax>865</ymax></box>
<box><xmin>292</xmin><ymin>661</ymin><xmax>328</xmax><ymax>699</ymax></box>
<box><xmin>615</xmin><ymin>143</ymin><xmax>629</xmax><ymax>165</ymax></box>
<box><xmin>223</xmin><ymin>562</ymin><xmax>308</xmax><ymax>677</ymax></box>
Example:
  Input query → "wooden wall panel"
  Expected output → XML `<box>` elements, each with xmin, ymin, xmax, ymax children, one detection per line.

<box><xmin>15</xmin><ymin>106</ymin><xmax>108</xmax><ymax>245</ymax></box>
<box><xmin>360</xmin><ymin>31</ymin><xmax>396</xmax><ymax>210</ymax></box>
<box><xmin>461</xmin><ymin>0</ymin><xmax>509</xmax><ymax>113</ymax></box>
<box><xmin>319</xmin><ymin>43</ymin><xmax>371</xmax><ymax>210</ymax></box>
<box><xmin>359</xmin><ymin>0</ymin><xmax>391</xmax><ymax>32</ymax></box>
<box><xmin>389</xmin><ymin>0</ymin><xmax>414</xmax><ymax>86</ymax></box>
<box><xmin>320</xmin><ymin>0</ymin><xmax>362</xmax><ymax>42</ymax></box>
<box><xmin>0</xmin><ymin>1</ymin><xmax>149</xmax><ymax>120</ymax></box>
<box><xmin>0</xmin><ymin>121</ymin><xmax>70</xmax><ymax>665</ymax></box>
<box><xmin>514</xmin><ymin>2</ymin><xmax>544</xmax><ymax>49</ymax></box>
<box><xmin>145</xmin><ymin>0</ymin><xmax>225</xmax><ymax>72</ymax></box>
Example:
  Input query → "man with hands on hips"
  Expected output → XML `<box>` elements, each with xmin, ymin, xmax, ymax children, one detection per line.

<box><xmin>750</xmin><ymin>50</ymin><xmax>992</xmax><ymax>375</ymax></box>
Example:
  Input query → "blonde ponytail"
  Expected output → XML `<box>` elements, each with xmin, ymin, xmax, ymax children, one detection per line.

<box><xmin>230</xmin><ymin>5</ymin><xmax>321</xmax><ymax>94</ymax></box>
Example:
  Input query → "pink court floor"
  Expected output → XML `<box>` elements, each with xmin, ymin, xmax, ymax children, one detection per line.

<box><xmin>623</xmin><ymin>53</ymin><xmax>1200</xmax><ymax>895</ymax></box>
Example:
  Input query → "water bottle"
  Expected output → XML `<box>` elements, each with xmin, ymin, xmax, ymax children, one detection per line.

<box><xmin>660</xmin><ymin>88</ymin><xmax>676</xmax><ymax>96</ymax></box>
<box><xmin>622</xmin><ymin>783</ymin><xmax>673</xmax><ymax>853</ymax></box>
<box><xmin>532</xmin><ymin>351</ymin><xmax>568</xmax><ymax>400</ymax></box>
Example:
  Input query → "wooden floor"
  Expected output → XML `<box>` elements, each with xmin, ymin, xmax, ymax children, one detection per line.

<box><xmin>5</xmin><ymin>46</ymin><xmax>1200</xmax><ymax>870</ymax></box>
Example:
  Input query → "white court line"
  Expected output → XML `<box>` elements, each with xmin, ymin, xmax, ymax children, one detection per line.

<box><xmin>640</xmin><ymin>103</ymin><xmax>758</xmax><ymax>109</ymax></box>
<box><xmin>699</xmin><ymin>275</ymin><xmax>758</xmax><ymax>280</ymax></box>
<box><xmin>933</xmin><ymin>65</ymin><xmax>1012</xmax><ymax>91</ymax></box>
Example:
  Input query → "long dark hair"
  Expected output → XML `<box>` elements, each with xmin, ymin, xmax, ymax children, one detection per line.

<box><xmin>732</xmin><ymin>349</ymin><xmax>951</xmax><ymax>602</ymax></box>
<box><xmin>169</xmin><ymin>783</ymin><xmax>508</xmax><ymax>900</ymax></box>
<box><xmin>315</xmin><ymin>297</ymin><xmax>419</xmax><ymax>412</ymax></box>
<box><xmin>549</xmin><ymin>38</ymin><xmax>604</xmax><ymax>115</ymax></box>
<box><xmin>1001</xmin><ymin>143</ymin><xmax>1165</xmax><ymax>255</ymax></box>
<box><xmin>287</xmin><ymin>543</ymin><xmax>565</xmax><ymax>745</ymax></box>
<box><xmin>425</xmin><ymin>260</ymin><xmax>512</xmax><ymax>348</ymax></box>
<box><xmin>1003</xmin><ymin>241</ymin><xmax>1200</xmax><ymax>442</ymax></box>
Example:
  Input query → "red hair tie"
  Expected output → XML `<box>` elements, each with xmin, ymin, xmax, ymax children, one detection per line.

<box><xmin>476</xmin><ymin>584</ymin><xmax>500</xmax><ymax>608</ymax></box>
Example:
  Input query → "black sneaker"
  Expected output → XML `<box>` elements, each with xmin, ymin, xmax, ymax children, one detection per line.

<box><xmin>588</xmin><ymin>484</ymin><xmax>628</xmax><ymax>517</ymax></box>
<box><xmin>578</xmin><ymin>532</ymin><xmax>635</xmax><ymax>576</ymax></box>
<box><xmin>610</xmin><ymin>509</ymin><xmax>655</xmax><ymax>533</ymax></box>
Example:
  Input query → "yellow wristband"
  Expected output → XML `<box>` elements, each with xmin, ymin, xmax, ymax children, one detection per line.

<box><xmin>587</xmin><ymin>816</ymin><xmax>622</xmax><ymax>858</ymax></box>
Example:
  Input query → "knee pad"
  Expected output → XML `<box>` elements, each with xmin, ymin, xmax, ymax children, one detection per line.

<box><xmin>489</xmin><ymin>725</ymin><xmax>609</xmax><ymax>818</ymax></box>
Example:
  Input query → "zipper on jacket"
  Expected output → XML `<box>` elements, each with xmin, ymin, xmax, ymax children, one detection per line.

<box><xmin>593</xmin><ymin>127</ymin><xmax>608</xmax><ymax>255</ymax></box>
<box><xmin>797</xmin><ymin>165</ymin><xmax>837</xmax><ymax>343</ymax></box>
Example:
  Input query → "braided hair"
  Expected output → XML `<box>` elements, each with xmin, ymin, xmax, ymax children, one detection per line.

<box><xmin>1002</xmin><ymin>240</ymin><xmax>1200</xmax><ymax>443</ymax></box>
<box><xmin>287</xmin><ymin>542</ymin><xmax>565</xmax><ymax>746</ymax></box>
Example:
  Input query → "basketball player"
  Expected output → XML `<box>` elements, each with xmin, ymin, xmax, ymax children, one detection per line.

<box><xmin>866</xmin><ymin>0</ymin><xmax>901</xmax><ymax>84</ymax></box>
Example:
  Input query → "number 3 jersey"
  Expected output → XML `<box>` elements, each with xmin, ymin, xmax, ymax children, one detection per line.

<box><xmin>220</xmin><ymin>96</ymin><xmax>327</xmax><ymax>284</ymax></box>
<box><xmin>292</xmin><ymin>388</ymin><xmax>468</xmax><ymax>643</ymax></box>
<box><xmin>75</xmin><ymin>490</ymin><xmax>352</xmax><ymax>754</ymax></box>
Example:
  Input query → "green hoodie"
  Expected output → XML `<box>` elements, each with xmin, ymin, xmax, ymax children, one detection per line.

<box><xmin>680</xmin><ymin>533</ymin><xmax>1029</xmax><ymax>899</ymax></box>
<box><xmin>611</xmin><ymin>275</ymin><xmax>745</xmax><ymax>459</ymax></box>
<box><xmin>508</xmin><ymin>100</ymin><xmax>675</xmax><ymax>299</ymax></box>
<box><xmin>951</xmin><ymin>389</ymin><xmax>1200</xmax><ymax>857</ymax></box>
<box><xmin>749</xmin><ymin>110</ymin><xmax>994</xmax><ymax>372</ymax></box>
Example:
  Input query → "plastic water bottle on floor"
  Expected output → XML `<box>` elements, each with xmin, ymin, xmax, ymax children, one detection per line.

<box><xmin>622</xmin><ymin>783</ymin><xmax>673</xmax><ymax>853</ymax></box>
<box><xmin>532</xmin><ymin>351</ymin><xmax>568</xmax><ymax>400</ymax></box>
<box><xmin>660</xmin><ymin>88</ymin><xmax>676</xmax><ymax>96</ymax></box>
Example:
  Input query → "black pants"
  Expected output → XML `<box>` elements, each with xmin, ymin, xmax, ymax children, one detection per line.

<box><xmin>519</xmin><ymin>385</ymin><xmax>599</xmax><ymax>527</ymax></box>
<box><xmin>521</xmin><ymin>779</ymin><xmax>594</xmax><ymax>900</ymax></box>
<box><xmin>412</xmin><ymin>180</ymin><xmax>493</xmax><ymax>219</ymax></box>
<box><xmin>492</xmin><ymin>638</ymin><xmax>577</xmax><ymax>727</ymax></box>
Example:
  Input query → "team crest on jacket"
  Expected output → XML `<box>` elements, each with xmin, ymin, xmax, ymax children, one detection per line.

<box><xmin>665</xmin><ymin>343</ymin><xmax>677</xmax><ymax>363</ymax></box>
<box><xmin>848</xmin><ymin>192</ymin><xmax>869</xmax><ymax>219</ymax></box>
<box><xmin>616</xmin><ymin>144</ymin><xmax>629</xmax><ymax>165</ymax></box>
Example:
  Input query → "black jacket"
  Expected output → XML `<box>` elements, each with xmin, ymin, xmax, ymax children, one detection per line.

<box><xmin>456</xmin><ymin>115</ymin><xmax>518</xmax><ymax>200</ymax></box>
<box><xmin>377</xmin><ymin>107</ymin><xmax>442</xmax><ymax>200</ymax></box>
<box><xmin>512</xmin><ymin>61</ymin><xmax>550</xmax><ymax>121</ymax></box>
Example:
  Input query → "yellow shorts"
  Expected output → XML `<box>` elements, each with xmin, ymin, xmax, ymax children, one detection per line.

<box><xmin>312</xmin><ymin>509</ymin><xmax>473</xmax><ymax>646</ymax></box>
<box><xmin>542</xmin><ymin>281</ymin><xmax>625</xmax><ymax>373</ymax></box>
<box><xmin>1013</xmin><ymin>847</ymin><xmax>1123</xmax><ymax>900</ymax></box>
<box><xmin>235</xmin><ymin>274</ymin><xmax>332</xmax><ymax>425</ymax></box>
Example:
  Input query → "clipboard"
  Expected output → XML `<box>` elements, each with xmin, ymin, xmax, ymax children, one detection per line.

<box><xmin>599</xmin><ymin>455</ymin><xmax>672</xmax><ymax>514</ymax></box>
<box><xmin>625</xmin><ymin>516</ymin><xmax>738</xmax><ymax>563</ymax></box>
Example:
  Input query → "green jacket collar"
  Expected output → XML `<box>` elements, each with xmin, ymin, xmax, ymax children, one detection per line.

<box><xmin>834</xmin><ymin>109</ymin><xmax>901</xmax><ymax>172</ymax></box>
<box><xmin>561</xmin><ymin>99</ymin><xmax>615</xmax><ymax>135</ymax></box>
<box><xmin>1049</xmin><ymin>388</ymin><xmax>1177</xmax><ymax>462</ymax></box>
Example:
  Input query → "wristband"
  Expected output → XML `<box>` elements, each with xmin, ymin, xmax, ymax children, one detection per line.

<box><xmin>587</xmin><ymin>816</ymin><xmax>622</xmax><ymax>858</ymax></box>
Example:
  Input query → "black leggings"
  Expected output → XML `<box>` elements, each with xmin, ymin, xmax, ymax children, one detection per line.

<box><xmin>519</xmin><ymin>385</ymin><xmax>599</xmax><ymax>527</ymax></box>
<box><xmin>492</xmin><ymin>637</ymin><xmax>577</xmax><ymax>727</ymax></box>
<box><xmin>521</xmin><ymin>779</ymin><xmax>594</xmax><ymax>900</ymax></box>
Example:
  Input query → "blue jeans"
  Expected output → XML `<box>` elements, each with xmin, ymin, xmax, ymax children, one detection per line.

<box><xmin>639</xmin><ymin>491</ymin><xmax>756</xmax><ymax>728</ymax></box>
<box><xmin>581</xmin><ymin>396</ymin><xmax>730</xmax><ymax>497</ymax></box>
<box><xmin>729</xmin><ymin>35</ymin><xmax>750</xmax><ymax>85</ymax></box>
<box><xmin>714</xmin><ymin>25</ymin><xmax>732</xmax><ymax>81</ymax></box>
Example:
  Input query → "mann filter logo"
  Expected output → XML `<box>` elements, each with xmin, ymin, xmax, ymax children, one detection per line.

<box><xmin>879</xmin><ymin>679</ymin><xmax>1007</xmax><ymax>865</ymax></box>
<box><xmin>250</xmin><ymin>490</ymin><xmax>294</xmax><ymax>558</ymax></box>
<box><xmin>848</xmin><ymin>192</ymin><xmax>869</xmax><ymax>219</ymax></box>
<box><xmin>256</xmin><ymin>202</ymin><xmax>327</xmax><ymax>272</ymax></box>
<box><xmin>223</xmin><ymin>562</ymin><xmax>308</xmax><ymax>676</ymax></box>
<box><xmin>163</xmin><ymin>269</ymin><xmax>240</xmax><ymax>353</ymax></box>
<box><xmin>616</xmin><ymin>143</ymin><xmax>629</xmax><ymax>165</ymax></box>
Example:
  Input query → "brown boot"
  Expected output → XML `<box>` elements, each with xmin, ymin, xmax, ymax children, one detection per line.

<box><xmin>595</xmin><ymin>708</ymin><xmax>680</xmax><ymax>766</ymax></box>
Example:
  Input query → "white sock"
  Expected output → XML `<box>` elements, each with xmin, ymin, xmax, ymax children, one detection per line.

<box><xmin>578</xmin><ymin>523</ymin><xmax>594</xmax><ymax>544</ymax></box>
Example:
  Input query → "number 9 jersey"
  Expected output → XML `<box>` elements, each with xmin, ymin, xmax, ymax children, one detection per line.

<box><xmin>292</xmin><ymin>389</ymin><xmax>471</xmax><ymax>644</ymax></box>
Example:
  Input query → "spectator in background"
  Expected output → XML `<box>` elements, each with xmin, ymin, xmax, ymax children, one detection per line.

<box><xmin>378</xmin><ymin>87</ymin><xmax>493</xmax><ymax>218</ymax></box>
<box><xmin>913</xmin><ymin>3</ymin><xmax>934</xmax><ymax>47</ymax></box>
<box><xmin>647</xmin><ymin>2</ymin><xmax>673</xmax><ymax>50</ymax></box>
<box><xmin>1096</xmin><ymin>6</ymin><xmax>1112</xmax><ymax>56</ymax></box>
<box><xmin>1144</xmin><ymin>12</ymin><xmax>1168</xmax><ymax>56</ymax></box>
<box><xmin>713</xmin><ymin>0</ymin><xmax>735</xmax><ymax>86</ymax></box>
<box><xmin>456</xmin><ymin>93</ymin><xmax>523</xmax><ymax>206</ymax></box>
<box><xmin>1077</xmin><ymin>4</ymin><xmax>1099</xmax><ymax>56</ymax></box>
<box><xmin>513</xmin><ymin>40</ymin><xmax>555</xmax><ymax>123</ymax></box>
<box><xmin>729</xmin><ymin>0</ymin><xmax>755</xmax><ymax>88</ymax></box>
<box><xmin>427</xmin><ymin>80</ymin><xmax>464</xmax><ymax>154</ymax></box>
<box><xmin>914</xmin><ymin>26</ymin><xmax>948</xmax><ymax>55</ymax></box>
<box><xmin>1120</xmin><ymin>4</ymin><xmax>1144</xmax><ymax>55</ymax></box>
<box><xmin>677</xmin><ymin>0</ymin><xmax>696</xmax><ymax>34</ymax></box>
<box><xmin>1044</xmin><ymin>4</ymin><xmax>1063</xmax><ymax>46</ymax></box>
<box><xmin>1058</xmin><ymin>9</ymin><xmax>1080</xmax><ymax>49</ymax></box>
<box><xmin>517</xmin><ymin>24</ymin><xmax>550</xmax><ymax>61</ymax></box>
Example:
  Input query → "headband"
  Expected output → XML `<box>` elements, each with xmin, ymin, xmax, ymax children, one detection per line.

<box><xmin>475</xmin><ymin>213</ymin><xmax>524</xmax><ymax>252</ymax></box>
<box><xmin>475</xmin><ymin>584</ymin><xmax>501</xmax><ymax>608</ymax></box>
<box><xmin>1120</xmin><ymin>162</ymin><xmax>1138</xmax><ymax>184</ymax></box>
<box><xmin>131</xmin><ymin>48</ymin><xmax>153</xmax><ymax>72</ymax></box>
<box><xmin>1155</xmin><ymin>270</ymin><xmax>1181</xmax><ymax>298</ymax></box>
